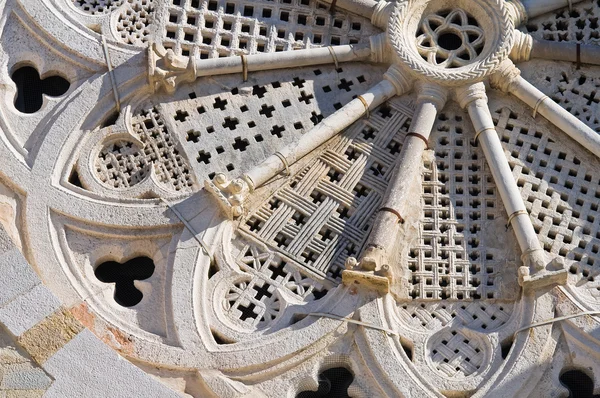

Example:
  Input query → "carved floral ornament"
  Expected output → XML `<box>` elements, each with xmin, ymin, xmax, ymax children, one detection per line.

<box><xmin>1</xmin><ymin>0</ymin><xmax>600</xmax><ymax>396</ymax></box>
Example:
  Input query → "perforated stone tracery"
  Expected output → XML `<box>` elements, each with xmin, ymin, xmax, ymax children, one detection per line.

<box><xmin>221</xmin><ymin>238</ymin><xmax>327</xmax><ymax>329</ymax></box>
<box><xmin>492</xmin><ymin>103</ymin><xmax>600</xmax><ymax>298</ymax></box>
<box><xmin>428</xmin><ymin>328</ymin><xmax>487</xmax><ymax>378</ymax></box>
<box><xmin>96</xmin><ymin>106</ymin><xmax>193</xmax><ymax>191</ymax></box>
<box><xmin>164</xmin><ymin>64</ymin><xmax>384</xmax><ymax>181</ymax></box>
<box><xmin>396</xmin><ymin>301</ymin><xmax>512</xmax><ymax>332</ymax></box>
<box><xmin>407</xmin><ymin>109</ymin><xmax>515</xmax><ymax>300</ymax></box>
<box><xmin>158</xmin><ymin>0</ymin><xmax>377</xmax><ymax>58</ymax></box>
<box><xmin>524</xmin><ymin>1</ymin><xmax>600</xmax><ymax>43</ymax></box>
<box><xmin>117</xmin><ymin>0</ymin><xmax>154</xmax><ymax>45</ymax></box>
<box><xmin>240</xmin><ymin>100</ymin><xmax>413</xmax><ymax>281</ymax></box>
<box><xmin>73</xmin><ymin>0</ymin><xmax>124</xmax><ymax>14</ymax></box>
<box><xmin>416</xmin><ymin>9</ymin><xmax>485</xmax><ymax>68</ymax></box>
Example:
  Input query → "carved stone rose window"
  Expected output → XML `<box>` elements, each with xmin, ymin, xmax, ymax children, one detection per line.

<box><xmin>1</xmin><ymin>0</ymin><xmax>600</xmax><ymax>396</ymax></box>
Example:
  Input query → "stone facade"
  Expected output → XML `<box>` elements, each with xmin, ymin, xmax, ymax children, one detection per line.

<box><xmin>0</xmin><ymin>0</ymin><xmax>600</xmax><ymax>396</ymax></box>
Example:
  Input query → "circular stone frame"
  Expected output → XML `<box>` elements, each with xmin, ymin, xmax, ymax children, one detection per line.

<box><xmin>388</xmin><ymin>0</ymin><xmax>514</xmax><ymax>85</ymax></box>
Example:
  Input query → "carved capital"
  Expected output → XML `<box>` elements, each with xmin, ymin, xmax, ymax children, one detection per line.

<box><xmin>383</xmin><ymin>64</ymin><xmax>412</xmax><ymax>96</ymax></box>
<box><xmin>489</xmin><ymin>60</ymin><xmax>521</xmax><ymax>93</ymax></box>
<box><xmin>204</xmin><ymin>174</ymin><xmax>251</xmax><ymax>219</ymax></box>
<box><xmin>371</xmin><ymin>0</ymin><xmax>392</xmax><ymax>29</ymax></box>
<box><xmin>148</xmin><ymin>42</ymin><xmax>196</xmax><ymax>94</ymax></box>
<box><xmin>342</xmin><ymin>245</ymin><xmax>394</xmax><ymax>294</ymax></box>
<box><xmin>455</xmin><ymin>82</ymin><xmax>488</xmax><ymax>109</ymax></box>
<box><xmin>416</xmin><ymin>82</ymin><xmax>448</xmax><ymax>111</ymax></box>
<box><xmin>518</xmin><ymin>252</ymin><xmax>569</xmax><ymax>289</ymax></box>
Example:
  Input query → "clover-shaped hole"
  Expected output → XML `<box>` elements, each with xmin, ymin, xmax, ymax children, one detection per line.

<box><xmin>560</xmin><ymin>369</ymin><xmax>600</xmax><ymax>398</ymax></box>
<box><xmin>95</xmin><ymin>256</ymin><xmax>155</xmax><ymax>307</ymax></box>
<box><xmin>296</xmin><ymin>367</ymin><xmax>354</xmax><ymax>398</ymax></box>
<box><xmin>11</xmin><ymin>66</ymin><xmax>70</xmax><ymax>113</ymax></box>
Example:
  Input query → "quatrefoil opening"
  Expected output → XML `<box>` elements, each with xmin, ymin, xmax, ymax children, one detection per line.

<box><xmin>416</xmin><ymin>9</ymin><xmax>485</xmax><ymax>68</ymax></box>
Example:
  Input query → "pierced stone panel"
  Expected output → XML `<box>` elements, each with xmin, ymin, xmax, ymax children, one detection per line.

<box><xmin>524</xmin><ymin>65</ymin><xmax>600</xmax><ymax>134</ymax></box>
<box><xmin>221</xmin><ymin>236</ymin><xmax>328</xmax><ymax>330</ymax></box>
<box><xmin>156</xmin><ymin>0</ymin><xmax>379</xmax><ymax>57</ymax></box>
<box><xmin>407</xmin><ymin>109</ymin><xmax>514</xmax><ymax>301</ymax></box>
<box><xmin>492</xmin><ymin>104</ymin><xmax>600</xmax><ymax>298</ymax></box>
<box><xmin>239</xmin><ymin>99</ymin><xmax>413</xmax><ymax>281</ymax></box>
<box><xmin>428</xmin><ymin>328</ymin><xmax>487</xmax><ymax>378</ymax></box>
<box><xmin>396</xmin><ymin>302</ymin><xmax>513</xmax><ymax>332</ymax></box>
<box><xmin>97</xmin><ymin>106</ymin><xmax>193</xmax><ymax>192</ymax></box>
<box><xmin>73</xmin><ymin>0</ymin><xmax>124</xmax><ymax>14</ymax></box>
<box><xmin>117</xmin><ymin>0</ymin><xmax>155</xmax><ymax>45</ymax></box>
<box><xmin>159</xmin><ymin>63</ymin><xmax>386</xmax><ymax>181</ymax></box>
<box><xmin>523</xmin><ymin>1</ymin><xmax>600</xmax><ymax>43</ymax></box>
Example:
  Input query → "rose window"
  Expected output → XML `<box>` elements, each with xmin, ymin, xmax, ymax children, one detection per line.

<box><xmin>416</xmin><ymin>9</ymin><xmax>485</xmax><ymax>68</ymax></box>
<box><xmin>3</xmin><ymin>0</ymin><xmax>600</xmax><ymax>396</ymax></box>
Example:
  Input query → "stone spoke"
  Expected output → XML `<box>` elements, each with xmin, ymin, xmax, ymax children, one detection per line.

<box><xmin>204</xmin><ymin>65</ymin><xmax>411</xmax><ymax>219</ymax></box>
<box><xmin>491</xmin><ymin>61</ymin><xmax>600</xmax><ymax>159</ymax></box>
<box><xmin>149</xmin><ymin>41</ymin><xmax>381</xmax><ymax>93</ymax></box>
<box><xmin>310</xmin><ymin>0</ymin><xmax>388</xmax><ymax>21</ymax></box>
<box><xmin>342</xmin><ymin>83</ymin><xmax>447</xmax><ymax>296</ymax></box>
<box><xmin>456</xmin><ymin>82</ymin><xmax>567</xmax><ymax>288</ymax></box>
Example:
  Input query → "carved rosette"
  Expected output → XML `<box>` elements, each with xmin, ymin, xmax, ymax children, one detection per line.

<box><xmin>388</xmin><ymin>0</ymin><xmax>515</xmax><ymax>84</ymax></box>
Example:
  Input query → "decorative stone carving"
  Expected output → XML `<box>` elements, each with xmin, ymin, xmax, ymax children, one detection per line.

<box><xmin>1</xmin><ymin>0</ymin><xmax>600</xmax><ymax>396</ymax></box>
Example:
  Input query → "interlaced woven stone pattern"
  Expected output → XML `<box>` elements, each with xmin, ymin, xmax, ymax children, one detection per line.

<box><xmin>396</xmin><ymin>302</ymin><xmax>512</xmax><ymax>332</ymax></box>
<box><xmin>223</xmin><ymin>237</ymin><xmax>327</xmax><ymax>328</ymax></box>
<box><xmin>429</xmin><ymin>329</ymin><xmax>485</xmax><ymax>378</ymax></box>
<box><xmin>524</xmin><ymin>1</ymin><xmax>600</xmax><ymax>43</ymax></box>
<box><xmin>408</xmin><ymin>111</ymin><xmax>505</xmax><ymax>300</ymax></box>
<box><xmin>240</xmin><ymin>100</ymin><xmax>413</xmax><ymax>281</ymax></box>
<box><xmin>117</xmin><ymin>0</ymin><xmax>154</xmax><ymax>45</ymax></box>
<box><xmin>162</xmin><ymin>64</ymin><xmax>384</xmax><ymax>180</ymax></box>
<box><xmin>158</xmin><ymin>0</ymin><xmax>377</xmax><ymax>57</ymax></box>
<box><xmin>97</xmin><ymin>106</ymin><xmax>193</xmax><ymax>191</ymax></box>
<box><xmin>492</xmin><ymin>105</ymin><xmax>600</xmax><ymax>296</ymax></box>
<box><xmin>73</xmin><ymin>0</ymin><xmax>124</xmax><ymax>14</ymax></box>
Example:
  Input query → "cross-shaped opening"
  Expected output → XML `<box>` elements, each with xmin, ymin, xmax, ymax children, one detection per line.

<box><xmin>222</xmin><ymin>116</ymin><xmax>239</xmax><ymax>130</ymax></box>
<box><xmin>337</xmin><ymin>78</ymin><xmax>354</xmax><ymax>92</ymax></box>
<box><xmin>259</xmin><ymin>104</ymin><xmax>276</xmax><ymax>118</ymax></box>
<box><xmin>298</xmin><ymin>90</ymin><xmax>314</xmax><ymax>104</ymax></box>
<box><xmin>174</xmin><ymin>110</ymin><xmax>189</xmax><ymax>122</ymax></box>
<box><xmin>237</xmin><ymin>302</ymin><xmax>258</xmax><ymax>321</ymax></box>
<box><xmin>252</xmin><ymin>282</ymin><xmax>272</xmax><ymax>300</ymax></box>
<box><xmin>292</xmin><ymin>77</ymin><xmax>306</xmax><ymax>88</ymax></box>
<box><xmin>213</xmin><ymin>96</ymin><xmax>228</xmax><ymax>110</ymax></box>
<box><xmin>268</xmin><ymin>260</ymin><xmax>288</xmax><ymax>281</ymax></box>
<box><xmin>271</xmin><ymin>125</ymin><xmax>285</xmax><ymax>137</ymax></box>
<box><xmin>252</xmin><ymin>84</ymin><xmax>267</xmax><ymax>98</ymax></box>
<box><xmin>197</xmin><ymin>150</ymin><xmax>211</xmax><ymax>164</ymax></box>
<box><xmin>232</xmin><ymin>136</ymin><xmax>250</xmax><ymax>151</ymax></box>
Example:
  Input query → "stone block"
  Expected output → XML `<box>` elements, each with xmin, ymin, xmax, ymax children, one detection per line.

<box><xmin>1</xmin><ymin>364</ymin><xmax>51</xmax><ymax>390</ymax></box>
<box><xmin>43</xmin><ymin>330</ymin><xmax>183</xmax><ymax>398</ymax></box>
<box><xmin>0</xmin><ymin>250</ymin><xmax>39</xmax><ymax>307</ymax></box>
<box><xmin>0</xmin><ymin>284</ymin><xmax>61</xmax><ymax>336</ymax></box>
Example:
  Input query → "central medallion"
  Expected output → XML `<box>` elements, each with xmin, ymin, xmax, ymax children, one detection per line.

<box><xmin>416</xmin><ymin>9</ymin><xmax>485</xmax><ymax>68</ymax></box>
<box><xmin>388</xmin><ymin>0</ymin><xmax>514</xmax><ymax>85</ymax></box>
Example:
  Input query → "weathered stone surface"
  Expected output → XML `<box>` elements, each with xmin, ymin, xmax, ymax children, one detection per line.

<box><xmin>1</xmin><ymin>0</ymin><xmax>600</xmax><ymax>396</ymax></box>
